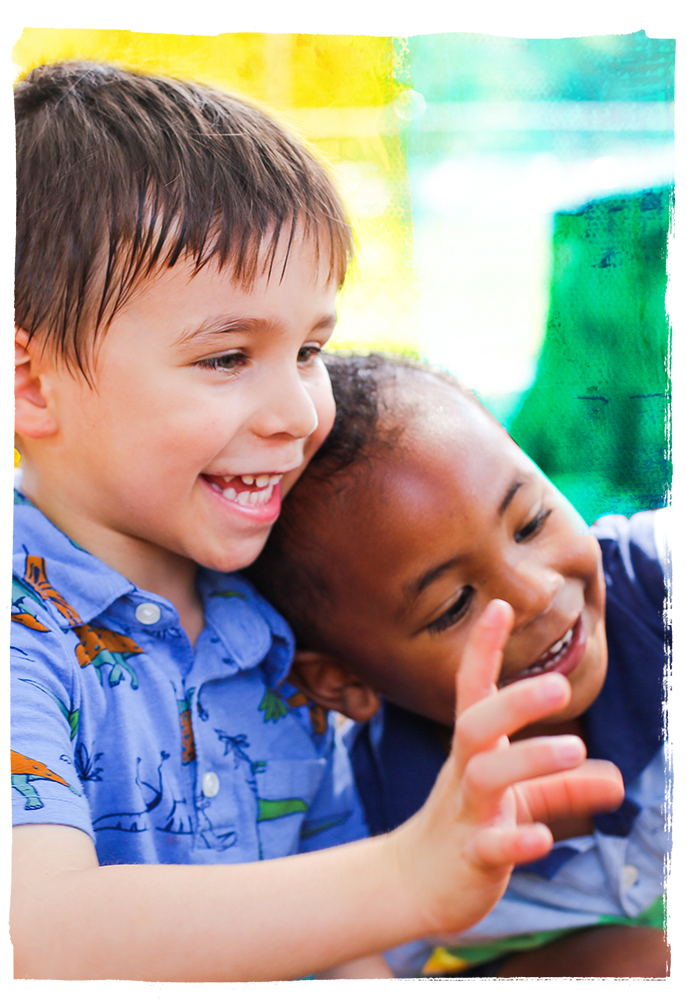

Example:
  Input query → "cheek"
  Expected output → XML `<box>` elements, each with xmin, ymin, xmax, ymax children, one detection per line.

<box><xmin>309</xmin><ymin>374</ymin><xmax>336</xmax><ymax>448</ymax></box>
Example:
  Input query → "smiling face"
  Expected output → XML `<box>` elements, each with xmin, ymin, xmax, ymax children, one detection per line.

<box><xmin>17</xmin><ymin>235</ymin><xmax>338</xmax><ymax>580</ymax></box>
<box><xmin>301</xmin><ymin>378</ymin><xmax>607</xmax><ymax>730</ymax></box>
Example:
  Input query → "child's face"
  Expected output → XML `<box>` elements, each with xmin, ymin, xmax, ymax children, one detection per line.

<box><xmin>308</xmin><ymin>382</ymin><xmax>607</xmax><ymax>729</ymax></box>
<box><xmin>26</xmin><ymin>236</ymin><xmax>337</xmax><ymax>573</ymax></box>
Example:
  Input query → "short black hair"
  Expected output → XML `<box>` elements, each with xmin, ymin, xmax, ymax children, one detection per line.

<box><xmin>246</xmin><ymin>352</ymin><xmax>471</xmax><ymax>649</ymax></box>
<box><xmin>15</xmin><ymin>61</ymin><xmax>353</xmax><ymax>380</ymax></box>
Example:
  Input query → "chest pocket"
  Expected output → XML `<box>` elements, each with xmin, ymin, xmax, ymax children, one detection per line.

<box><xmin>253</xmin><ymin>758</ymin><xmax>326</xmax><ymax>859</ymax></box>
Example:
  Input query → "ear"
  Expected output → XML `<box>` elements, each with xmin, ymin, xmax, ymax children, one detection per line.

<box><xmin>15</xmin><ymin>328</ymin><xmax>58</xmax><ymax>438</ymax></box>
<box><xmin>289</xmin><ymin>650</ymin><xmax>381</xmax><ymax>723</ymax></box>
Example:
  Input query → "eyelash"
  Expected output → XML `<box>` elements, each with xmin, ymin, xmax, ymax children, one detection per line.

<box><xmin>196</xmin><ymin>344</ymin><xmax>322</xmax><ymax>373</ymax></box>
<box><xmin>298</xmin><ymin>344</ymin><xmax>322</xmax><ymax>364</ymax></box>
<box><xmin>426</xmin><ymin>506</ymin><xmax>551</xmax><ymax>635</ymax></box>
<box><xmin>514</xmin><ymin>507</ymin><xmax>552</xmax><ymax>543</ymax></box>
<box><xmin>196</xmin><ymin>351</ymin><xmax>248</xmax><ymax>373</ymax></box>
<box><xmin>427</xmin><ymin>586</ymin><xmax>475</xmax><ymax>634</ymax></box>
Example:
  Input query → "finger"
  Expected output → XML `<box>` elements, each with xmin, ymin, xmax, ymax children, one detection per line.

<box><xmin>456</xmin><ymin>600</ymin><xmax>514</xmax><ymax>716</ymax></box>
<box><xmin>454</xmin><ymin>671</ymin><xmax>572</xmax><ymax>772</ymax></box>
<box><xmin>470</xmin><ymin>823</ymin><xmax>554</xmax><ymax>871</ymax></box>
<box><xmin>462</xmin><ymin>736</ymin><xmax>586</xmax><ymax>821</ymax></box>
<box><xmin>515</xmin><ymin>760</ymin><xmax>625</xmax><ymax>826</ymax></box>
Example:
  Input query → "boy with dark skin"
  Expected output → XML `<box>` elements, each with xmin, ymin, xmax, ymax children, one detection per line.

<box><xmin>249</xmin><ymin>354</ymin><xmax>670</xmax><ymax>978</ymax></box>
<box><xmin>11</xmin><ymin>64</ymin><xmax>624</xmax><ymax>981</ymax></box>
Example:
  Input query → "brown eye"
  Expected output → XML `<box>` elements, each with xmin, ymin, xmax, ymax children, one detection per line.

<box><xmin>197</xmin><ymin>352</ymin><xmax>248</xmax><ymax>372</ymax></box>
<box><xmin>427</xmin><ymin>586</ymin><xmax>475</xmax><ymax>634</ymax></box>
<box><xmin>298</xmin><ymin>344</ymin><xmax>321</xmax><ymax>363</ymax></box>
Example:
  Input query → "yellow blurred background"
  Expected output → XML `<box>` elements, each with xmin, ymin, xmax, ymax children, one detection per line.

<box><xmin>13</xmin><ymin>28</ymin><xmax>420</xmax><ymax>357</ymax></box>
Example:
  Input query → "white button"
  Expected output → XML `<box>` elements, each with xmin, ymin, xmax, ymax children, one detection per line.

<box><xmin>621</xmin><ymin>864</ymin><xmax>639</xmax><ymax>890</ymax></box>
<box><xmin>135</xmin><ymin>602</ymin><xmax>161</xmax><ymax>625</ymax></box>
<box><xmin>202</xmin><ymin>771</ymin><xmax>220</xmax><ymax>798</ymax></box>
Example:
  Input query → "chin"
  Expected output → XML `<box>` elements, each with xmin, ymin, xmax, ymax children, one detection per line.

<box><xmin>206</xmin><ymin>535</ymin><xmax>272</xmax><ymax>574</ymax></box>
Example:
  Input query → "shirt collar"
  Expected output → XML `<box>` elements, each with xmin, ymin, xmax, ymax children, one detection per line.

<box><xmin>12</xmin><ymin>490</ymin><xmax>294</xmax><ymax>687</ymax></box>
<box><xmin>13</xmin><ymin>490</ymin><xmax>135</xmax><ymax>626</ymax></box>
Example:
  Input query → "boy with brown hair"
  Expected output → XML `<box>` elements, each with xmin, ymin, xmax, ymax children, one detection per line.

<box><xmin>12</xmin><ymin>64</ymin><xmax>622</xmax><ymax>981</ymax></box>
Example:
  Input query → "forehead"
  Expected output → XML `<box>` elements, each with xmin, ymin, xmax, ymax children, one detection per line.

<box><xmin>383</xmin><ymin>378</ymin><xmax>528</xmax><ymax>506</ymax></box>
<box><xmin>315</xmin><ymin>382</ymin><xmax>534</xmax><ymax>587</ymax></box>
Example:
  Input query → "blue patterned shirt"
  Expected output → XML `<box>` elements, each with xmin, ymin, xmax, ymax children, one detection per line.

<box><xmin>11</xmin><ymin>490</ymin><xmax>367</xmax><ymax>864</ymax></box>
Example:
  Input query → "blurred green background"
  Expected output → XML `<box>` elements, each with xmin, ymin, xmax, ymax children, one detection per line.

<box><xmin>14</xmin><ymin>28</ymin><xmax>674</xmax><ymax>523</ymax></box>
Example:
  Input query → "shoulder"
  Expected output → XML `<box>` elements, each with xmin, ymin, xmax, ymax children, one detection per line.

<box><xmin>592</xmin><ymin>510</ymin><xmax>668</xmax><ymax>615</ymax></box>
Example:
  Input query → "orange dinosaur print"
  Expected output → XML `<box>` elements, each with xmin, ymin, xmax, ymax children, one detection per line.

<box><xmin>73</xmin><ymin>623</ymin><xmax>145</xmax><ymax>689</ymax></box>
<box><xmin>11</xmin><ymin>610</ymin><xmax>49</xmax><ymax>632</ymax></box>
<box><xmin>11</xmin><ymin>750</ymin><xmax>81</xmax><ymax>811</ymax></box>
<box><xmin>23</xmin><ymin>555</ymin><xmax>81</xmax><ymax>625</ymax></box>
<box><xmin>11</xmin><ymin>749</ymin><xmax>71</xmax><ymax>784</ymax></box>
<box><xmin>286</xmin><ymin>691</ymin><xmax>328</xmax><ymax>736</ymax></box>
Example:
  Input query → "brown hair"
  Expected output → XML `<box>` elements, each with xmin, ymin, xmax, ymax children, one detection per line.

<box><xmin>15</xmin><ymin>61</ymin><xmax>353</xmax><ymax>380</ymax></box>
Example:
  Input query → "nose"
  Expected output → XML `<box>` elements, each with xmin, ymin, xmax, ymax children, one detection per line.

<box><xmin>492</xmin><ymin>554</ymin><xmax>562</xmax><ymax>633</ymax></box>
<box><xmin>250</xmin><ymin>364</ymin><xmax>319</xmax><ymax>442</ymax></box>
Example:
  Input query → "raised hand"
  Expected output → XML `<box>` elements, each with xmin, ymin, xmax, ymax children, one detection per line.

<box><xmin>393</xmin><ymin>599</ymin><xmax>594</xmax><ymax>936</ymax></box>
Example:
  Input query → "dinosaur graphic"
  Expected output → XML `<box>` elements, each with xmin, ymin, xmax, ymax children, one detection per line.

<box><xmin>258</xmin><ymin>686</ymin><xmax>327</xmax><ymax>735</ymax></box>
<box><xmin>12</xmin><ymin>553</ymin><xmax>81</xmax><ymax>631</ymax></box>
<box><xmin>299</xmin><ymin>811</ymin><xmax>353</xmax><ymax>841</ymax></box>
<box><xmin>11</xmin><ymin>750</ymin><xmax>81</xmax><ymax>811</ymax></box>
<box><xmin>285</xmin><ymin>691</ymin><xmax>328</xmax><ymax>737</ymax></box>
<box><xmin>175</xmin><ymin>688</ymin><xmax>197</xmax><ymax>764</ymax></box>
<box><xmin>215</xmin><ymin>729</ymin><xmax>309</xmax><ymax>858</ymax></box>
<box><xmin>22</xmin><ymin>554</ymin><xmax>81</xmax><ymax>625</ymax></box>
<box><xmin>73</xmin><ymin>623</ymin><xmax>144</xmax><ymax>689</ymax></box>
<box><xmin>93</xmin><ymin>752</ymin><xmax>170</xmax><ymax>832</ymax></box>
<box><xmin>18</xmin><ymin>678</ymin><xmax>80</xmax><ymax>740</ymax></box>
<box><xmin>258</xmin><ymin>687</ymin><xmax>289</xmax><ymax>723</ymax></box>
<box><xmin>11</xmin><ymin>577</ymin><xmax>49</xmax><ymax>632</ymax></box>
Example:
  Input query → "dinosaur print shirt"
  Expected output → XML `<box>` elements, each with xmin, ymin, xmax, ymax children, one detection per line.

<box><xmin>11</xmin><ymin>490</ymin><xmax>368</xmax><ymax>864</ymax></box>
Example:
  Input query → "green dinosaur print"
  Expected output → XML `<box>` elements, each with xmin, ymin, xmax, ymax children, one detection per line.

<box><xmin>73</xmin><ymin>623</ymin><xmax>144</xmax><ymax>689</ymax></box>
<box><xmin>259</xmin><ymin>687</ymin><xmax>289</xmax><ymax>723</ymax></box>
<box><xmin>18</xmin><ymin>678</ymin><xmax>79</xmax><ymax>740</ymax></box>
<box><xmin>299</xmin><ymin>811</ymin><xmax>352</xmax><ymax>840</ymax></box>
<box><xmin>256</xmin><ymin>797</ymin><xmax>309</xmax><ymax>822</ymax></box>
<box><xmin>11</xmin><ymin>577</ymin><xmax>49</xmax><ymax>632</ymax></box>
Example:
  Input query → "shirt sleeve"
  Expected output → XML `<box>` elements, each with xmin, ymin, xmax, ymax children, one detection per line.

<box><xmin>11</xmin><ymin>605</ymin><xmax>94</xmax><ymax>839</ymax></box>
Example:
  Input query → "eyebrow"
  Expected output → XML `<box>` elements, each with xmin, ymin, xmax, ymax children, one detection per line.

<box><xmin>402</xmin><ymin>476</ymin><xmax>527</xmax><ymax>607</ymax></box>
<box><xmin>175</xmin><ymin>312</ymin><xmax>338</xmax><ymax>347</ymax></box>
<box><xmin>499</xmin><ymin>478</ymin><xmax>524</xmax><ymax>516</ymax></box>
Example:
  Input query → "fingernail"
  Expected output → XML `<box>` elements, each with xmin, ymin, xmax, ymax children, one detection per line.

<box><xmin>481</xmin><ymin>599</ymin><xmax>512</xmax><ymax>628</ymax></box>
<box><xmin>537</xmin><ymin>673</ymin><xmax>568</xmax><ymax>702</ymax></box>
<box><xmin>556</xmin><ymin>737</ymin><xmax>585</xmax><ymax>765</ymax></box>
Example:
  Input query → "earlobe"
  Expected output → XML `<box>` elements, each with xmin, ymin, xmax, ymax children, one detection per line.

<box><xmin>289</xmin><ymin>649</ymin><xmax>381</xmax><ymax>723</ymax></box>
<box><xmin>15</xmin><ymin>328</ymin><xmax>58</xmax><ymax>438</ymax></box>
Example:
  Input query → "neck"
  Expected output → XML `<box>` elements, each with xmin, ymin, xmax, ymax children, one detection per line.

<box><xmin>20</xmin><ymin>469</ymin><xmax>205</xmax><ymax>645</ymax></box>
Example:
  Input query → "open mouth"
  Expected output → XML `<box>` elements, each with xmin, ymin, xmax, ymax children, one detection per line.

<box><xmin>203</xmin><ymin>472</ymin><xmax>283</xmax><ymax>508</ymax></box>
<box><xmin>499</xmin><ymin>615</ymin><xmax>584</xmax><ymax>687</ymax></box>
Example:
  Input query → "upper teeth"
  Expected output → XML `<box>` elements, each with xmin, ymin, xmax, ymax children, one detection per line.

<box><xmin>220</xmin><ymin>473</ymin><xmax>283</xmax><ymax>487</ymax></box>
<box><xmin>548</xmin><ymin>628</ymin><xmax>573</xmax><ymax>656</ymax></box>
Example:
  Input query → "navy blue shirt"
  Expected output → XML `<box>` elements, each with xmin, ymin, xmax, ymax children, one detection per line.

<box><xmin>347</xmin><ymin>510</ymin><xmax>669</xmax><ymax>851</ymax></box>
